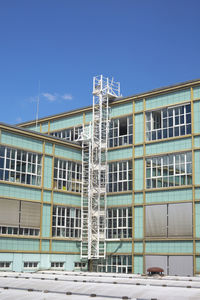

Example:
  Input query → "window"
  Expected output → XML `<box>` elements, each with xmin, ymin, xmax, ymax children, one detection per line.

<box><xmin>51</xmin><ymin>262</ymin><xmax>64</xmax><ymax>269</ymax></box>
<box><xmin>97</xmin><ymin>255</ymin><xmax>132</xmax><ymax>274</ymax></box>
<box><xmin>0</xmin><ymin>146</ymin><xmax>42</xmax><ymax>186</ymax></box>
<box><xmin>108</xmin><ymin>161</ymin><xmax>132</xmax><ymax>192</ymax></box>
<box><xmin>24</xmin><ymin>262</ymin><xmax>38</xmax><ymax>269</ymax></box>
<box><xmin>0</xmin><ymin>199</ymin><xmax>40</xmax><ymax>236</ymax></box>
<box><xmin>146</xmin><ymin>104</ymin><xmax>191</xmax><ymax>141</ymax></box>
<box><xmin>52</xmin><ymin>206</ymin><xmax>81</xmax><ymax>238</ymax></box>
<box><xmin>0</xmin><ymin>262</ymin><xmax>11</xmax><ymax>269</ymax></box>
<box><xmin>54</xmin><ymin>158</ymin><xmax>82</xmax><ymax>193</ymax></box>
<box><xmin>146</xmin><ymin>152</ymin><xmax>192</xmax><ymax>189</ymax></box>
<box><xmin>107</xmin><ymin>207</ymin><xmax>132</xmax><ymax>239</ymax></box>
<box><xmin>109</xmin><ymin>116</ymin><xmax>133</xmax><ymax>147</ymax></box>
<box><xmin>74</xmin><ymin>262</ymin><xmax>86</xmax><ymax>268</ymax></box>
<box><xmin>50</xmin><ymin>126</ymin><xmax>83</xmax><ymax>141</ymax></box>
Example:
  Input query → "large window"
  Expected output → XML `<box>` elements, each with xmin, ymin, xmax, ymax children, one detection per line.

<box><xmin>108</xmin><ymin>161</ymin><xmax>132</xmax><ymax>193</ymax></box>
<box><xmin>50</xmin><ymin>126</ymin><xmax>83</xmax><ymax>141</ymax></box>
<box><xmin>146</xmin><ymin>104</ymin><xmax>191</xmax><ymax>141</ymax></box>
<box><xmin>107</xmin><ymin>207</ymin><xmax>132</xmax><ymax>239</ymax></box>
<box><xmin>0</xmin><ymin>199</ymin><xmax>40</xmax><ymax>236</ymax></box>
<box><xmin>54</xmin><ymin>158</ymin><xmax>82</xmax><ymax>192</ymax></box>
<box><xmin>146</xmin><ymin>152</ymin><xmax>192</xmax><ymax>189</ymax></box>
<box><xmin>97</xmin><ymin>255</ymin><xmax>132</xmax><ymax>274</ymax></box>
<box><xmin>52</xmin><ymin>206</ymin><xmax>81</xmax><ymax>238</ymax></box>
<box><xmin>0</xmin><ymin>146</ymin><xmax>42</xmax><ymax>186</ymax></box>
<box><xmin>109</xmin><ymin>116</ymin><xmax>133</xmax><ymax>147</ymax></box>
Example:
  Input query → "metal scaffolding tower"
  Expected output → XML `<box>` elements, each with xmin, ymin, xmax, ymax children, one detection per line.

<box><xmin>80</xmin><ymin>75</ymin><xmax>120</xmax><ymax>260</ymax></box>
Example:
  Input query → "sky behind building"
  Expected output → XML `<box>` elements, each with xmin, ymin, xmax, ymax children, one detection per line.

<box><xmin>0</xmin><ymin>0</ymin><xmax>200</xmax><ymax>124</ymax></box>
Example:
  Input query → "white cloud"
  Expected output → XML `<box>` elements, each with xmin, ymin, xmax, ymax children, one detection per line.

<box><xmin>62</xmin><ymin>93</ymin><xmax>73</xmax><ymax>100</ymax></box>
<box><xmin>42</xmin><ymin>93</ymin><xmax>57</xmax><ymax>102</ymax></box>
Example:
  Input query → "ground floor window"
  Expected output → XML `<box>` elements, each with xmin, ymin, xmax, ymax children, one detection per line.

<box><xmin>51</xmin><ymin>262</ymin><xmax>64</xmax><ymax>269</ymax></box>
<box><xmin>23</xmin><ymin>261</ymin><xmax>38</xmax><ymax>269</ymax></box>
<box><xmin>0</xmin><ymin>261</ymin><xmax>11</xmax><ymax>269</ymax></box>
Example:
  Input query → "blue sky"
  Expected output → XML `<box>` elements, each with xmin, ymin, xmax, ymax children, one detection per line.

<box><xmin>0</xmin><ymin>0</ymin><xmax>200</xmax><ymax>124</ymax></box>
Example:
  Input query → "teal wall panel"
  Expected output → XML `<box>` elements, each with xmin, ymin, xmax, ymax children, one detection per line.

<box><xmin>107</xmin><ymin>194</ymin><xmax>132</xmax><ymax>206</ymax></box>
<box><xmin>24</xmin><ymin>125</ymin><xmax>40</xmax><ymax>132</ymax></box>
<box><xmin>194</xmin><ymin>86</ymin><xmax>200</xmax><ymax>99</ymax></box>
<box><xmin>110</xmin><ymin>103</ymin><xmax>133</xmax><ymax>118</ymax></box>
<box><xmin>53</xmin><ymin>192</ymin><xmax>81</xmax><ymax>206</ymax></box>
<box><xmin>1</xmin><ymin>131</ymin><xmax>43</xmax><ymax>152</ymax></box>
<box><xmin>134</xmin><ymin>255</ymin><xmax>143</xmax><ymax>274</ymax></box>
<box><xmin>196</xmin><ymin>241</ymin><xmax>200</xmax><ymax>253</ymax></box>
<box><xmin>146</xmin><ymin>189</ymin><xmax>192</xmax><ymax>204</ymax></box>
<box><xmin>135</xmin><ymin>114</ymin><xmax>144</xmax><ymax>144</ymax></box>
<box><xmin>55</xmin><ymin>145</ymin><xmax>81</xmax><ymax>161</ymax></box>
<box><xmin>195</xmin><ymin>188</ymin><xmax>200</xmax><ymax>200</ymax></box>
<box><xmin>134</xmin><ymin>242</ymin><xmax>143</xmax><ymax>253</ymax></box>
<box><xmin>42</xmin><ymin>204</ymin><xmax>51</xmax><ymax>237</ymax></box>
<box><xmin>195</xmin><ymin>151</ymin><xmax>200</xmax><ymax>185</ymax></box>
<box><xmin>145</xmin><ymin>241</ymin><xmax>193</xmax><ymax>254</ymax></box>
<box><xmin>106</xmin><ymin>242</ymin><xmax>132</xmax><ymax>253</ymax></box>
<box><xmin>41</xmin><ymin>122</ymin><xmax>48</xmax><ymax>133</ymax></box>
<box><xmin>108</xmin><ymin>147</ymin><xmax>132</xmax><ymax>161</ymax></box>
<box><xmin>50</xmin><ymin>114</ymin><xmax>83</xmax><ymax>131</ymax></box>
<box><xmin>135</xmin><ymin>100</ymin><xmax>143</xmax><ymax>112</ymax></box>
<box><xmin>45</xmin><ymin>143</ymin><xmax>53</xmax><ymax>154</ymax></box>
<box><xmin>85</xmin><ymin>111</ymin><xmax>92</xmax><ymax>123</ymax></box>
<box><xmin>194</xmin><ymin>136</ymin><xmax>200</xmax><ymax>148</ymax></box>
<box><xmin>146</xmin><ymin>138</ymin><xmax>192</xmax><ymax>155</ymax></box>
<box><xmin>51</xmin><ymin>241</ymin><xmax>80</xmax><ymax>252</ymax></box>
<box><xmin>41</xmin><ymin>240</ymin><xmax>50</xmax><ymax>252</ymax></box>
<box><xmin>134</xmin><ymin>193</ymin><xmax>143</xmax><ymax>204</ymax></box>
<box><xmin>134</xmin><ymin>206</ymin><xmax>143</xmax><ymax>239</ymax></box>
<box><xmin>196</xmin><ymin>256</ymin><xmax>200</xmax><ymax>272</ymax></box>
<box><xmin>146</xmin><ymin>89</ymin><xmax>190</xmax><ymax>109</ymax></box>
<box><xmin>194</xmin><ymin>101</ymin><xmax>200</xmax><ymax>134</ymax></box>
<box><xmin>134</xmin><ymin>145</ymin><xmax>143</xmax><ymax>157</ymax></box>
<box><xmin>44</xmin><ymin>156</ymin><xmax>52</xmax><ymax>189</ymax></box>
<box><xmin>195</xmin><ymin>203</ymin><xmax>200</xmax><ymax>238</ymax></box>
<box><xmin>13</xmin><ymin>253</ymin><xmax>23</xmax><ymax>272</ymax></box>
<box><xmin>0</xmin><ymin>238</ymin><xmax>39</xmax><ymax>251</ymax></box>
<box><xmin>135</xmin><ymin>159</ymin><xmax>143</xmax><ymax>190</ymax></box>
<box><xmin>43</xmin><ymin>190</ymin><xmax>52</xmax><ymax>203</ymax></box>
<box><xmin>0</xmin><ymin>183</ymin><xmax>41</xmax><ymax>201</ymax></box>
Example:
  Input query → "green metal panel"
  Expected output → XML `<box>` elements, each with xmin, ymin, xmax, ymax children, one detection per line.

<box><xmin>134</xmin><ymin>255</ymin><xmax>143</xmax><ymax>274</ymax></box>
<box><xmin>195</xmin><ymin>203</ymin><xmax>200</xmax><ymax>238</ymax></box>
<box><xmin>43</xmin><ymin>190</ymin><xmax>52</xmax><ymax>203</ymax></box>
<box><xmin>134</xmin><ymin>242</ymin><xmax>143</xmax><ymax>253</ymax></box>
<box><xmin>194</xmin><ymin>101</ymin><xmax>200</xmax><ymax>134</ymax></box>
<box><xmin>1</xmin><ymin>131</ymin><xmax>43</xmax><ymax>152</ymax></box>
<box><xmin>0</xmin><ymin>183</ymin><xmax>41</xmax><ymax>201</ymax></box>
<box><xmin>134</xmin><ymin>193</ymin><xmax>143</xmax><ymax>204</ymax></box>
<box><xmin>135</xmin><ymin>100</ymin><xmax>143</xmax><ymax>112</ymax></box>
<box><xmin>108</xmin><ymin>148</ymin><xmax>132</xmax><ymax>161</ymax></box>
<box><xmin>42</xmin><ymin>204</ymin><xmax>51</xmax><ymax>237</ymax></box>
<box><xmin>196</xmin><ymin>241</ymin><xmax>200</xmax><ymax>253</ymax></box>
<box><xmin>0</xmin><ymin>238</ymin><xmax>39</xmax><ymax>251</ymax></box>
<box><xmin>13</xmin><ymin>253</ymin><xmax>23</xmax><ymax>272</ymax></box>
<box><xmin>194</xmin><ymin>136</ymin><xmax>200</xmax><ymax>148</ymax></box>
<box><xmin>106</xmin><ymin>242</ymin><xmax>132</xmax><ymax>253</ymax></box>
<box><xmin>146</xmin><ymin>189</ymin><xmax>193</xmax><ymax>204</ymax></box>
<box><xmin>146</xmin><ymin>138</ymin><xmax>192</xmax><ymax>155</ymax></box>
<box><xmin>50</xmin><ymin>114</ymin><xmax>83</xmax><ymax>131</ymax></box>
<box><xmin>44</xmin><ymin>156</ymin><xmax>52</xmax><ymax>189</ymax></box>
<box><xmin>196</xmin><ymin>256</ymin><xmax>200</xmax><ymax>272</ymax></box>
<box><xmin>23</xmin><ymin>253</ymin><xmax>40</xmax><ymax>261</ymax></box>
<box><xmin>24</xmin><ymin>125</ymin><xmax>40</xmax><ymax>132</ymax></box>
<box><xmin>40</xmin><ymin>254</ymin><xmax>50</xmax><ymax>270</ymax></box>
<box><xmin>45</xmin><ymin>143</ymin><xmax>53</xmax><ymax>154</ymax></box>
<box><xmin>146</xmin><ymin>89</ymin><xmax>190</xmax><ymax>110</ymax></box>
<box><xmin>53</xmin><ymin>192</ymin><xmax>81</xmax><ymax>206</ymax></box>
<box><xmin>107</xmin><ymin>194</ymin><xmax>132</xmax><ymax>206</ymax></box>
<box><xmin>41</xmin><ymin>240</ymin><xmax>50</xmax><ymax>251</ymax></box>
<box><xmin>195</xmin><ymin>151</ymin><xmax>200</xmax><ymax>185</ymax></box>
<box><xmin>135</xmin><ymin>114</ymin><xmax>144</xmax><ymax>144</ymax></box>
<box><xmin>195</xmin><ymin>188</ymin><xmax>200</xmax><ymax>200</ymax></box>
<box><xmin>134</xmin><ymin>206</ymin><xmax>143</xmax><ymax>239</ymax></box>
<box><xmin>110</xmin><ymin>103</ymin><xmax>133</xmax><ymax>118</ymax></box>
<box><xmin>134</xmin><ymin>159</ymin><xmax>143</xmax><ymax>190</ymax></box>
<box><xmin>194</xmin><ymin>86</ymin><xmax>200</xmax><ymax>99</ymax></box>
<box><xmin>41</xmin><ymin>122</ymin><xmax>48</xmax><ymax>133</ymax></box>
<box><xmin>55</xmin><ymin>145</ymin><xmax>81</xmax><ymax>161</ymax></box>
<box><xmin>145</xmin><ymin>241</ymin><xmax>193</xmax><ymax>254</ymax></box>
<box><xmin>134</xmin><ymin>145</ymin><xmax>143</xmax><ymax>157</ymax></box>
<box><xmin>51</xmin><ymin>241</ymin><xmax>80</xmax><ymax>252</ymax></box>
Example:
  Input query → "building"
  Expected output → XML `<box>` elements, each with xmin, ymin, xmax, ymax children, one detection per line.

<box><xmin>0</xmin><ymin>76</ymin><xmax>200</xmax><ymax>276</ymax></box>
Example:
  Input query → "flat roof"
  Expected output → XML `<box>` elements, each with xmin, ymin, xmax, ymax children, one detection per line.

<box><xmin>0</xmin><ymin>271</ymin><xmax>200</xmax><ymax>300</ymax></box>
<box><xmin>18</xmin><ymin>78</ymin><xmax>200</xmax><ymax>127</ymax></box>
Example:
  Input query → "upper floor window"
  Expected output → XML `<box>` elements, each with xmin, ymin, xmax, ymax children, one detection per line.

<box><xmin>54</xmin><ymin>158</ymin><xmax>82</xmax><ymax>193</ymax></box>
<box><xmin>146</xmin><ymin>152</ymin><xmax>192</xmax><ymax>189</ymax></box>
<box><xmin>109</xmin><ymin>116</ymin><xmax>133</xmax><ymax>147</ymax></box>
<box><xmin>50</xmin><ymin>126</ymin><xmax>83</xmax><ymax>141</ymax></box>
<box><xmin>108</xmin><ymin>160</ymin><xmax>132</xmax><ymax>192</ymax></box>
<box><xmin>0</xmin><ymin>146</ymin><xmax>42</xmax><ymax>186</ymax></box>
<box><xmin>146</xmin><ymin>104</ymin><xmax>191</xmax><ymax>141</ymax></box>
<box><xmin>107</xmin><ymin>207</ymin><xmax>132</xmax><ymax>239</ymax></box>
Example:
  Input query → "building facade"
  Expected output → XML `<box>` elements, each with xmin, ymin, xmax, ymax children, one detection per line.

<box><xmin>1</xmin><ymin>78</ymin><xmax>200</xmax><ymax>276</ymax></box>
